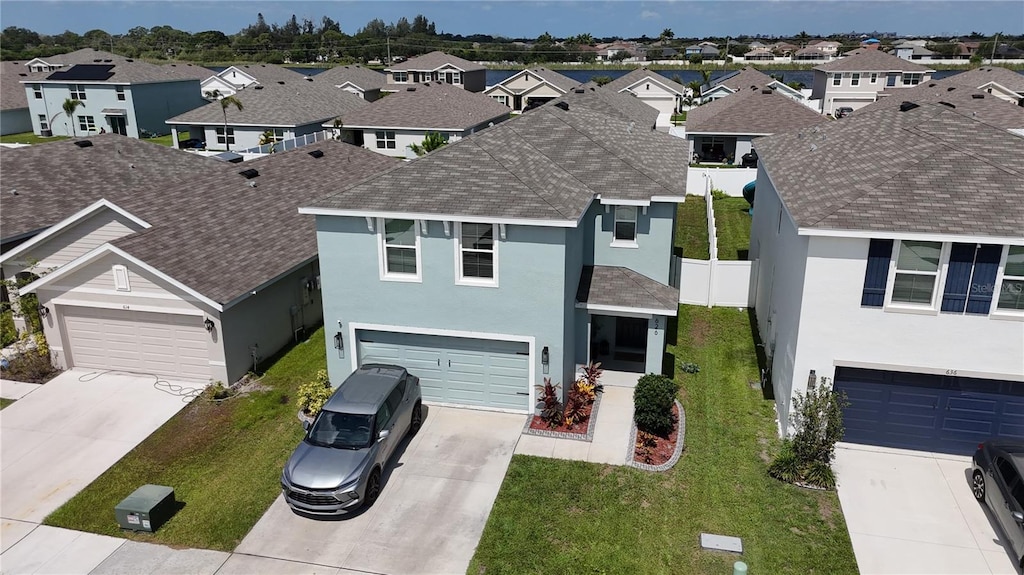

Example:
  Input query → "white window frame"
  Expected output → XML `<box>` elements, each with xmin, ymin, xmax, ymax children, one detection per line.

<box><xmin>112</xmin><ymin>264</ymin><xmax>131</xmax><ymax>292</ymax></box>
<box><xmin>869</xmin><ymin>72</ymin><xmax>878</xmax><ymax>84</ymax></box>
<box><xmin>32</xmin><ymin>84</ymin><xmax>42</xmax><ymax>99</ymax></box>
<box><xmin>492</xmin><ymin>94</ymin><xmax>508</xmax><ymax>106</ymax></box>
<box><xmin>884</xmin><ymin>240</ymin><xmax>949</xmax><ymax>314</ymax></box>
<box><xmin>269</xmin><ymin>128</ymin><xmax>285</xmax><ymax>142</ymax></box>
<box><xmin>377</xmin><ymin>218</ymin><xmax>422</xmax><ymax>282</ymax></box>
<box><xmin>993</xmin><ymin>245</ymin><xmax>1024</xmax><ymax>319</ymax></box>
<box><xmin>216</xmin><ymin>126</ymin><xmax>235</xmax><ymax>145</ymax></box>
<box><xmin>78</xmin><ymin>115</ymin><xmax>96</xmax><ymax>133</ymax></box>
<box><xmin>393</xmin><ymin>71</ymin><xmax>408</xmax><ymax>83</ymax></box>
<box><xmin>903</xmin><ymin>73</ymin><xmax>923</xmax><ymax>86</ymax></box>
<box><xmin>69</xmin><ymin>84</ymin><xmax>86</xmax><ymax>100</ymax></box>
<box><xmin>611</xmin><ymin>205</ymin><xmax>639</xmax><ymax>248</ymax></box>
<box><xmin>115</xmin><ymin>86</ymin><xmax>125</xmax><ymax>101</ymax></box>
<box><xmin>851</xmin><ymin>73</ymin><xmax>860</xmax><ymax>87</ymax></box>
<box><xmin>455</xmin><ymin>222</ymin><xmax>499</xmax><ymax>287</ymax></box>
<box><xmin>375</xmin><ymin>130</ymin><xmax>396</xmax><ymax>149</ymax></box>
<box><xmin>38</xmin><ymin>114</ymin><xmax>48</xmax><ymax>131</ymax></box>
<box><xmin>452</xmin><ymin>71</ymin><xmax>462</xmax><ymax>85</ymax></box>
<box><xmin>832</xmin><ymin>73</ymin><xmax>842</xmax><ymax>87</ymax></box>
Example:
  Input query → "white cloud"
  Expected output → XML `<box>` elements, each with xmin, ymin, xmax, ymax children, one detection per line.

<box><xmin>640</xmin><ymin>9</ymin><xmax>660</xmax><ymax>19</ymax></box>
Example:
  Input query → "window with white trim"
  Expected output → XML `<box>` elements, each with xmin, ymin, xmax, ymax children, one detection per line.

<box><xmin>32</xmin><ymin>84</ymin><xmax>42</xmax><ymax>99</ymax></box>
<box><xmin>78</xmin><ymin>115</ymin><xmax>96</xmax><ymax>132</ymax></box>
<box><xmin>452</xmin><ymin>71</ymin><xmax>461</xmax><ymax>85</ymax></box>
<box><xmin>997</xmin><ymin>246</ymin><xmax>1024</xmax><ymax>311</ymax></box>
<box><xmin>832</xmin><ymin>73</ymin><xmax>842</xmax><ymax>86</ymax></box>
<box><xmin>115</xmin><ymin>86</ymin><xmax>125</xmax><ymax>100</ymax></box>
<box><xmin>613</xmin><ymin>206</ymin><xmax>638</xmax><ymax>244</ymax></box>
<box><xmin>393</xmin><ymin>71</ymin><xmax>408</xmax><ymax>82</ymax></box>
<box><xmin>380</xmin><ymin>219</ymin><xmax>419</xmax><ymax>279</ymax></box>
<box><xmin>375</xmin><ymin>130</ymin><xmax>396</xmax><ymax>149</ymax></box>
<box><xmin>112</xmin><ymin>265</ymin><xmax>131</xmax><ymax>292</ymax></box>
<box><xmin>902</xmin><ymin>73</ymin><xmax>923</xmax><ymax>86</ymax></box>
<box><xmin>38</xmin><ymin>114</ymin><xmax>48</xmax><ymax>131</ymax></box>
<box><xmin>69</xmin><ymin>84</ymin><xmax>86</xmax><ymax>99</ymax></box>
<box><xmin>268</xmin><ymin>128</ymin><xmax>285</xmax><ymax>142</ymax></box>
<box><xmin>869</xmin><ymin>72</ymin><xmax>878</xmax><ymax>84</ymax></box>
<box><xmin>492</xmin><ymin>94</ymin><xmax>508</xmax><ymax>106</ymax></box>
<box><xmin>890</xmin><ymin>240</ymin><xmax>942</xmax><ymax>306</ymax></box>
<box><xmin>851</xmin><ymin>73</ymin><xmax>860</xmax><ymax>86</ymax></box>
<box><xmin>457</xmin><ymin>223</ymin><xmax>497</xmax><ymax>284</ymax></box>
<box><xmin>216</xmin><ymin>126</ymin><xmax>235</xmax><ymax>145</ymax></box>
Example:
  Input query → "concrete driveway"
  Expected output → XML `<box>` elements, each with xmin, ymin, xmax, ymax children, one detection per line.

<box><xmin>1</xmin><ymin>369</ymin><xmax>199</xmax><ymax>523</ymax></box>
<box><xmin>835</xmin><ymin>443</ymin><xmax>1019</xmax><ymax>575</ymax></box>
<box><xmin>235</xmin><ymin>405</ymin><xmax>524</xmax><ymax>575</ymax></box>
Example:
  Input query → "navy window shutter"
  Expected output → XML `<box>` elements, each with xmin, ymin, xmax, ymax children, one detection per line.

<box><xmin>861</xmin><ymin>239</ymin><xmax>893</xmax><ymax>307</ymax></box>
<box><xmin>966</xmin><ymin>244</ymin><xmax>1002</xmax><ymax>314</ymax></box>
<box><xmin>941</xmin><ymin>243</ymin><xmax>976</xmax><ymax>313</ymax></box>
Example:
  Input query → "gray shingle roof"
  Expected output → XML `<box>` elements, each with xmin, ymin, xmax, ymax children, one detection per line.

<box><xmin>490</xmin><ymin>67</ymin><xmax>578</xmax><ymax>94</ymax></box>
<box><xmin>1</xmin><ymin>134</ymin><xmax>399</xmax><ymax>303</ymax></box>
<box><xmin>1</xmin><ymin>61</ymin><xmax>43</xmax><ymax>111</ymax></box>
<box><xmin>220</xmin><ymin>64</ymin><xmax>307</xmax><ymax>84</ymax></box>
<box><xmin>309</xmin><ymin>84</ymin><xmax>688</xmax><ymax>222</ymax></box>
<box><xmin>576</xmin><ymin>266</ymin><xmax>678</xmax><ymax>314</ymax></box>
<box><xmin>604</xmin><ymin>67</ymin><xmax>687</xmax><ymax>95</ymax></box>
<box><xmin>867</xmin><ymin>82</ymin><xmax>1024</xmax><ymax>129</ymax></box>
<box><xmin>312</xmin><ymin>65</ymin><xmax>386</xmax><ymax>91</ymax></box>
<box><xmin>711</xmin><ymin>67</ymin><xmax>775</xmax><ymax>91</ymax></box>
<box><xmin>942</xmin><ymin>66</ymin><xmax>1024</xmax><ymax>93</ymax></box>
<box><xmin>27</xmin><ymin>49</ymin><xmax>207</xmax><ymax>84</ymax></box>
<box><xmin>754</xmin><ymin>102</ymin><xmax>1024</xmax><ymax>237</ymax></box>
<box><xmin>814</xmin><ymin>49</ymin><xmax>932</xmax><ymax>72</ymax></box>
<box><xmin>387</xmin><ymin>51</ymin><xmax>486</xmax><ymax>72</ymax></box>
<box><xmin>337</xmin><ymin>81</ymin><xmax>510</xmax><ymax>130</ymax></box>
<box><xmin>686</xmin><ymin>86</ymin><xmax>828</xmax><ymax>134</ymax></box>
<box><xmin>167</xmin><ymin>79</ymin><xmax>368</xmax><ymax>126</ymax></box>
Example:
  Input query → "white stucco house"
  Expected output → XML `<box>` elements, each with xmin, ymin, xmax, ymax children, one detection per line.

<box><xmin>199</xmin><ymin>64</ymin><xmax>308</xmax><ymax>98</ymax></box>
<box><xmin>701</xmin><ymin>67</ymin><xmax>810</xmax><ymax>107</ymax></box>
<box><xmin>603</xmin><ymin>67</ymin><xmax>687</xmax><ymax>126</ymax></box>
<box><xmin>940</xmin><ymin>66</ymin><xmax>1024</xmax><ymax>104</ymax></box>
<box><xmin>748</xmin><ymin>100</ymin><xmax>1024</xmax><ymax>455</ymax></box>
<box><xmin>311</xmin><ymin>64</ymin><xmax>387</xmax><ymax>101</ymax></box>
<box><xmin>810</xmin><ymin>50</ymin><xmax>934</xmax><ymax>116</ymax></box>
<box><xmin>483</xmin><ymin>67</ymin><xmax>578</xmax><ymax>112</ymax></box>
<box><xmin>1</xmin><ymin>135</ymin><xmax>399</xmax><ymax>384</ymax></box>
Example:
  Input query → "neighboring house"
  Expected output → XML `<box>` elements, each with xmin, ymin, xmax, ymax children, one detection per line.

<box><xmin>603</xmin><ymin>67</ymin><xmax>687</xmax><ymax>124</ymax></box>
<box><xmin>1</xmin><ymin>135</ymin><xmax>399</xmax><ymax>384</ymax></box>
<box><xmin>20</xmin><ymin>49</ymin><xmax>208</xmax><ymax>138</ymax></box>
<box><xmin>1</xmin><ymin>61</ymin><xmax>37</xmax><ymax>135</ymax></box>
<box><xmin>299</xmin><ymin>85</ymin><xmax>687</xmax><ymax>412</ymax></box>
<box><xmin>200</xmin><ymin>64</ymin><xmax>307</xmax><ymax>98</ymax></box>
<box><xmin>685</xmin><ymin>86</ymin><xmax>828</xmax><ymax>163</ymax></box>
<box><xmin>330</xmin><ymin>81</ymin><xmax>510</xmax><ymax>158</ymax></box>
<box><xmin>685</xmin><ymin>44</ymin><xmax>721</xmax><ymax>59</ymax></box>
<box><xmin>596</xmin><ymin>41</ymin><xmax>642</xmax><ymax>61</ymax></box>
<box><xmin>807</xmin><ymin>40</ymin><xmax>842</xmax><ymax>55</ymax></box>
<box><xmin>792</xmin><ymin>47</ymin><xmax>830</xmax><ymax>61</ymax></box>
<box><xmin>810</xmin><ymin>50</ymin><xmax>934</xmax><ymax>115</ymax></box>
<box><xmin>744</xmin><ymin>48</ymin><xmax>775</xmax><ymax>61</ymax></box>
<box><xmin>772</xmin><ymin>42</ymin><xmax>800</xmax><ymax>57</ymax></box>
<box><xmin>384</xmin><ymin>51</ymin><xmax>487</xmax><ymax>93</ymax></box>
<box><xmin>484</xmin><ymin>67</ymin><xmax>577</xmax><ymax>112</ymax></box>
<box><xmin>868</xmin><ymin>81</ymin><xmax>1024</xmax><ymax>132</ymax></box>
<box><xmin>166</xmin><ymin>79</ymin><xmax>368</xmax><ymax>151</ymax></box>
<box><xmin>312</xmin><ymin>64</ymin><xmax>387</xmax><ymax>101</ymax></box>
<box><xmin>747</xmin><ymin>101</ymin><xmax>1024</xmax><ymax>454</ymax></box>
<box><xmin>894</xmin><ymin>43</ymin><xmax>936</xmax><ymax>60</ymax></box>
<box><xmin>701</xmin><ymin>67</ymin><xmax>808</xmax><ymax>106</ymax></box>
<box><xmin>940</xmin><ymin>66</ymin><xmax>1024</xmax><ymax>104</ymax></box>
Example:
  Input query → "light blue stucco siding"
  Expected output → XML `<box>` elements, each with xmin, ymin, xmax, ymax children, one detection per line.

<box><xmin>590</xmin><ymin>201</ymin><xmax>677</xmax><ymax>285</ymax></box>
<box><xmin>1</xmin><ymin>108</ymin><xmax>32</xmax><ymax>136</ymax></box>
<box><xmin>315</xmin><ymin>216</ymin><xmax>573</xmax><ymax>401</ymax></box>
<box><xmin>645</xmin><ymin>316</ymin><xmax>667</xmax><ymax>375</ymax></box>
<box><xmin>130</xmin><ymin>81</ymin><xmax>206</xmax><ymax>137</ymax></box>
<box><xmin>563</xmin><ymin>219</ymin><xmax>585</xmax><ymax>383</ymax></box>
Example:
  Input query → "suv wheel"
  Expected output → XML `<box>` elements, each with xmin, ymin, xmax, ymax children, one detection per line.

<box><xmin>365</xmin><ymin>468</ymin><xmax>382</xmax><ymax>508</ymax></box>
<box><xmin>410</xmin><ymin>402</ymin><xmax>423</xmax><ymax>436</ymax></box>
<box><xmin>972</xmin><ymin>470</ymin><xmax>986</xmax><ymax>502</ymax></box>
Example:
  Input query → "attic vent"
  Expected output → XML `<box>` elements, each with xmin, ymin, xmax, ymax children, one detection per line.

<box><xmin>277</xmin><ymin>81</ymin><xmax>285</xmax><ymax>85</ymax></box>
<box><xmin>406</xmin><ymin>86</ymin><xmax>416</xmax><ymax>91</ymax></box>
<box><xmin>947</xmin><ymin>86</ymin><xmax>956</xmax><ymax>91</ymax></box>
<box><xmin>18</xmin><ymin>73</ymin><xmax>26</xmax><ymax>77</ymax></box>
<box><xmin>74</xmin><ymin>140</ymin><xmax>93</xmax><ymax>148</ymax></box>
<box><xmin>307</xmin><ymin>149</ymin><xmax>324</xmax><ymax>158</ymax></box>
<box><xmin>92</xmin><ymin>59</ymin><xmax>101</xmax><ymax>62</ymax></box>
<box><xmin>761</xmin><ymin>88</ymin><xmax>772</xmax><ymax>94</ymax></box>
<box><xmin>927</xmin><ymin>83</ymin><xmax>937</xmax><ymax>87</ymax></box>
<box><xmin>898</xmin><ymin>101</ymin><xmax>919</xmax><ymax>112</ymax></box>
<box><xmin>103</xmin><ymin>59</ymin><xmax>112</xmax><ymax>62</ymax></box>
<box><xmin>938</xmin><ymin>101</ymin><xmax>956</xmax><ymax>108</ymax></box>
<box><xmin>238</xmin><ymin>168</ymin><xmax>260</xmax><ymax>179</ymax></box>
<box><xmin>305</xmin><ymin>77</ymin><xmax>313</xmax><ymax>81</ymax></box>
<box><xmin>254</xmin><ymin>85</ymin><xmax>264</xmax><ymax>90</ymax></box>
<box><xmin>971</xmin><ymin>93</ymin><xmax>985</xmax><ymax>99</ymax></box>
<box><xmin>555</xmin><ymin>101</ymin><xmax>569</xmax><ymax>111</ymax></box>
<box><xmin>574</xmin><ymin>87</ymin><xmax>585</xmax><ymax>94</ymax></box>
<box><xmin>126</xmin><ymin>59</ymin><xmax>134</xmax><ymax>62</ymax></box>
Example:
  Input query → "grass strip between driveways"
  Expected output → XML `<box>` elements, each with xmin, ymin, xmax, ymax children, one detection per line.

<box><xmin>713</xmin><ymin>196</ymin><xmax>752</xmax><ymax>261</ymax></box>
<box><xmin>676</xmin><ymin>197</ymin><xmax>710</xmax><ymax>260</ymax></box>
<box><xmin>469</xmin><ymin>306</ymin><xmax>858</xmax><ymax>575</ymax></box>
<box><xmin>0</xmin><ymin>398</ymin><xmax>14</xmax><ymax>410</ymax></box>
<box><xmin>43</xmin><ymin>329</ymin><xmax>326</xmax><ymax>551</ymax></box>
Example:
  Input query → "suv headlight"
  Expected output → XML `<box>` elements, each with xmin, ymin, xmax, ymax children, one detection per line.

<box><xmin>332</xmin><ymin>481</ymin><xmax>359</xmax><ymax>501</ymax></box>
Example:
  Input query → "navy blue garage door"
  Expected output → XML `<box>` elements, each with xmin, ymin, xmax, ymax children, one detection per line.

<box><xmin>835</xmin><ymin>367</ymin><xmax>1024</xmax><ymax>455</ymax></box>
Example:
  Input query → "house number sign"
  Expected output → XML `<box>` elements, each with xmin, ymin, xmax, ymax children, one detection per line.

<box><xmin>654</xmin><ymin>318</ymin><xmax>660</xmax><ymax>335</ymax></box>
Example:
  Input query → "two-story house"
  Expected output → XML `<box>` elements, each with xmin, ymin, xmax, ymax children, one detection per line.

<box><xmin>483</xmin><ymin>67</ymin><xmax>577</xmax><ymax>112</ymax></box>
<box><xmin>810</xmin><ymin>50</ymin><xmax>934</xmax><ymax>116</ymax></box>
<box><xmin>167</xmin><ymin>79</ymin><xmax>368</xmax><ymax>151</ymax></box>
<box><xmin>330</xmin><ymin>82</ymin><xmax>510</xmax><ymax>158</ymax></box>
<box><xmin>748</xmin><ymin>101</ymin><xmax>1024</xmax><ymax>455</ymax></box>
<box><xmin>21</xmin><ymin>52</ymin><xmax>208</xmax><ymax>138</ymax></box>
<box><xmin>384</xmin><ymin>51</ymin><xmax>487</xmax><ymax>93</ymax></box>
<box><xmin>2</xmin><ymin>135</ymin><xmax>399</xmax><ymax>384</ymax></box>
<box><xmin>300</xmin><ymin>85</ymin><xmax>687</xmax><ymax>412</ymax></box>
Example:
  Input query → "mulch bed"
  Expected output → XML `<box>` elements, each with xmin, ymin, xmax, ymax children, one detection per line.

<box><xmin>633</xmin><ymin>404</ymin><xmax>680</xmax><ymax>466</ymax></box>
<box><xmin>528</xmin><ymin>400</ymin><xmax>595</xmax><ymax>435</ymax></box>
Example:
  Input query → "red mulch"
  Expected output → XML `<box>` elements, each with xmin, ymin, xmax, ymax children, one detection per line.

<box><xmin>633</xmin><ymin>404</ymin><xmax>680</xmax><ymax>466</ymax></box>
<box><xmin>528</xmin><ymin>400</ymin><xmax>594</xmax><ymax>435</ymax></box>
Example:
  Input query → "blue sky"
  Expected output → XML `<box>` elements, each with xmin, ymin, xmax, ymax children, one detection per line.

<box><xmin>2</xmin><ymin>1</ymin><xmax>1021</xmax><ymax>38</ymax></box>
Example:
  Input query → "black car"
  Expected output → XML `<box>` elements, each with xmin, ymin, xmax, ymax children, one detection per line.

<box><xmin>973</xmin><ymin>440</ymin><xmax>1024</xmax><ymax>567</ymax></box>
<box><xmin>179</xmin><ymin>138</ymin><xmax>205</xmax><ymax>149</ymax></box>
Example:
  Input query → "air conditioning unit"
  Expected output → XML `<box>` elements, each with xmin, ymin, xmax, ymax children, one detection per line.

<box><xmin>115</xmin><ymin>485</ymin><xmax>177</xmax><ymax>532</ymax></box>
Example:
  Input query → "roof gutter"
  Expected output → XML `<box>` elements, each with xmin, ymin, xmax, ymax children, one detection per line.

<box><xmin>221</xmin><ymin>255</ymin><xmax>319</xmax><ymax>311</ymax></box>
<box><xmin>298</xmin><ymin>207</ymin><xmax>579</xmax><ymax>228</ymax></box>
<box><xmin>797</xmin><ymin>227</ymin><xmax>1024</xmax><ymax>246</ymax></box>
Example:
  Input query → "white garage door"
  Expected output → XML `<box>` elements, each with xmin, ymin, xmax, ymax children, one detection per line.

<box><xmin>357</xmin><ymin>331</ymin><xmax>531</xmax><ymax>412</ymax></box>
<box><xmin>62</xmin><ymin>306</ymin><xmax>211</xmax><ymax>381</ymax></box>
<box><xmin>640</xmin><ymin>95</ymin><xmax>676</xmax><ymax>115</ymax></box>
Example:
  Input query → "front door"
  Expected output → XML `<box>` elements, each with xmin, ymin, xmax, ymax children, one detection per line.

<box><xmin>615</xmin><ymin>317</ymin><xmax>648</xmax><ymax>350</ymax></box>
<box><xmin>109</xmin><ymin>116</ymin><xmax>127</xmax><ymax>136</ymax></box>
<box><xmin>513</xmin><ymin>95</ymin><xmax>523</xmax><ymax>111</ymax></box>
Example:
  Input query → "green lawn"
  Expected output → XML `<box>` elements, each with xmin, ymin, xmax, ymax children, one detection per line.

<box><xmin>671</xmin><ymin>111</ymin><xmax>687</xmax><ymax>124</ymax></box>
<box><xmin>145</xmin><ymin>134</ymin><xmax>176</xmax><ymax>147</ymax></box>
<box><xmin>0</xmin><ymin>398</ymin><xmax>14</xmax><ymax>410</ymax></box>
<box><xmin>713</xmin><ymin>197</ymin><xmax>753</xmax><ymax>261</ymax></box>
<box><xmin>0</xmin><ymin>132</ymin><xmax>69</xmax><ymax>145</ymax></box>
<box><xmin>44</xmin><ymin>329</ymin><xmax>326</xmax><ymax>551</ymax></box>
<box><xmin>469</xmin><ymin>306</ymin><xmax>858</xmax><ymax>575</ymax></box>
<box><xmin>676</xmin><ymin>197</ymin><xmax>710</xmax><ymax>260</ymax></box>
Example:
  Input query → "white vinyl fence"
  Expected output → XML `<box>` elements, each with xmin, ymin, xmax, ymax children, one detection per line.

<box><xmin>236</xmin><ymin>130</ymin><xmax>333</xmax><ymax>155</ymax></box>
<box><xmin>686</xmin><ymin>167</ymin><xmax>758</xmax><ymax>197</ymax></box>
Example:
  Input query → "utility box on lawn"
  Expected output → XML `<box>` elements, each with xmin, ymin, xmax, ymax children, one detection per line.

<box><xmin>115</xmin><ymin>485</ymin><xmax>176</xmax><ymax>532</ymax></box>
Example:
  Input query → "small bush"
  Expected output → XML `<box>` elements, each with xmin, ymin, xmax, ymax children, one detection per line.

<box><xmin>634</xmin><ymin>373</ymin><xmax>678</xmax><ymax>437</ymax></box>
<box><xmin>767</xmin><ymin>440</ymin><xmax>800</xmax><ymax>483</ymax></box>
<box><xmin>679</xmin><ymin>362</ymin><xmax>700</xmax><ymax>374</ymax></box>
<box><xmin>1</xmin><ymin>310</ymin><xmax>16</xmax><ymax>347</ymax></box>
<box><xmin>768</xmin><ymin>377</ymin><xmax>848</xmax><ymax>489</ymax></box>
<box><xmin>1</xmin><ymin>343</ymin><xmax>59</xmax><ymax>383</ymax></box>
<box><xmin>297</xmin><ymin>369</ymin><xmax>332</xmax><ymax>416</ymax></box>
<box><xmin>711</xmin><ymin>189</ymin><xmax>728</xmax><ymax>200</ymax></box>
<box><xmin>535</xmin><ymin>378</ymin><xmax>563</xmax><ymax>427</ymax></box>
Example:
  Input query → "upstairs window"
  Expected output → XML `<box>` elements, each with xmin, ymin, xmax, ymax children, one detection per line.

<box><xmin>832</xmin><ymin>73</ymin><xmax>842</xmax><ymax>87</ymax></box>
<box><xmin>32</xmin><ymin>84</ymin><xmax>42</xmax><ymax>99</ymax></box>
<box><xmin>851</xmin><ymin>73</ymin><xmax>860</xmax><ymax>86</ymax></box>
<box><xmin>69</xmin><ymin>84</ymin><xmax>86</xmax><ymax>99</ymax></box>
<box><xmin>613</xmin><ymin>206</ymin><xmax>638</xmax><ymax>244</ymax></box>
<box><xmin>997</xmin><ymin>246</ymin><xmax>1024</xmax><ymax>312</ymax></box>
<box><xmin>457</xmin><ymin>223</ymin><xmax>497</xmax><ymax>284</ymax></box>
<box><xmin>115</xmin><ymin>86</ymin><xmax>125</xmax><ymax>101</ymax></box>
<box><xmin>869</xmin><ymin>72</ymin><xmax>878</xmax><ymax>84</ymax></box>
<box><xmin>379</xmin><ymin>219</ymin><xmax>420</xmax><ymax>280</ymax></box>
<box><xmin>941</xmin><ymin>243</ymin><xmax>1001</xmax><ymax>315</ymax></box>
<box><xmin>375</xmin><ymin>130</ymin><xmax>396</xmax><ymax>149</ymax></box>
<box><xmin>890</xmin><ymin>240</ymin><xmax>942</xmax><ymax>306</ymax></box>
<box><xmin>902</xmin><ymin>73</ymin><xmax>923</xmax><ymax>86</ymax></box>
<box><xmin>215</xmin><ymin>126</ymin><xmax>234</xmax><ymax>145</ymax></box>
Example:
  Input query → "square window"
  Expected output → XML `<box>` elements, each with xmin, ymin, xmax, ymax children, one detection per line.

<box><xmin>375</xmin><ymin>130</ymin><xmax>396</xmax><ymax>149</ymax></box>
<box><xmin>32</xmin><ymin>84</ymin><xmax>42</xmax><ymax>99</ymax></box>
<box><xmin>613</xmin><ymin>206</ymin><xmax>638</xmax><ymax>243</ymax></box>
<box><xmin>69</xmin><ymin>84</ymin><xmax>86</xmax><ymax>100</ymax></box>
<box><xmin>998</xmin><ymin>246</ymin><xmax>1024</xmax><ymax>311</ymax></box>
<box><xmin>890</xmin><ymin>240</ymin><xmax>942</xmax><ymax>306</ymax></box>
<box><xmin>458</xmin><ymin>223</ymin><xmax>497</xmax><ymax>283</ymax></box>
<box><xmin>216</xmin><ymin>126</ymin><xmax>235</xmax><ymax>145</ymax></box>
<box><xmin>116</xmin><ymin>86</ymin><xmax>125</xmax><ymax>101</ymax></box>
<box><xmin>77</xmin><ymin>115</ymin><xmax>96</xmax><ymax>132</ymax></box>
<box><xmin>380</xmin><ymin>218</ymin><xmax>419</xmax><ymax>279</ymax></box>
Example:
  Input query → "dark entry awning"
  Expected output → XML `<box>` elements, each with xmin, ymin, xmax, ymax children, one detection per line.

<box><xmin>576</xmin><ymin>265</ymin><xmax>678</xmax><ymax>316</ymax></box>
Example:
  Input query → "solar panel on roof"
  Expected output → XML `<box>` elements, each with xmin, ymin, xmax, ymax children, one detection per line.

<box><xmin>47</xmin><ymin>64</ymin><xmax>115</xmax><ymax>81</ymax></box>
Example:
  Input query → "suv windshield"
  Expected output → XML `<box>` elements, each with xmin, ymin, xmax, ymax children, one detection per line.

<box><xmin>306</xmin><ymin>411</ymin><xmax>374</xmax><ymax>449</ymax></box>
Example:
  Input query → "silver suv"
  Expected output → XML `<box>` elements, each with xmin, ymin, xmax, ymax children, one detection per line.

<box><xmin>281</xmin><ymin>364</ymin><xmax>422</xmax><ymax>515</ymax></box>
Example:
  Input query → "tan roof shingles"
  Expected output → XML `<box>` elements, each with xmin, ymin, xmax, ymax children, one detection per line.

<box><xmin>815</xmin><ymin>49</ymin><xmax>932</xmax><ymax>72</ymax></box>
<box><xmin>1</xmin><ymin>61</ymin><xmax>43</xmax><ymax>111</ymax></box>
<box><xmin>337</xmin><ymin>81</ymin><xmax>509</xmax><ymax>129</ymax></box>
<box><xmin>867</xmin><ymin>82</ymin><xmax>1024</xmax><ymax>129</ymax></box>
<box><xmin>754</xmin><ymin>103</ymin><xmax>1024</xmax><ymax>237</ymax></box>
<box><xmin>941</xmin><ymin>66</ymin><xmax>1024</xmax><ymax>93</ymax></box>
<box><xmin>313</xmin><ymin>65</ymin><xmax>386</xmax><ymax>91</ymax></box>
<box><xmin>168</xmin><ymin>79</ymin><xmax>368</xmax><ymax>126</ymax></box>
<box><xmin>604</xmin><ymin>67</ymin><xmax>687</xmax><ymax>95</ymax></box>
<box><xmin>576</xmin><ymin>266</ymin><xmax>678</xmax><ymax>314</ymax></box>
<box><xmin>387</xmin><ymin>51</ymin><xmax>486</xmax><ymax>72</ymax></box>
<box><xmin>711</xmin><ymin>67</ymin><xmax>775</xmax><ymax>91</ymax></box>
<box><xmin>686</xmin><ymin>86</ymin><xmax>828</xmax><ymax>134</ymax></box>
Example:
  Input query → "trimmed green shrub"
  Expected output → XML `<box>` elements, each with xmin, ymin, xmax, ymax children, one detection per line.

<box><xmin>1</xmin><ymin>310</ymin><xmax>17</xmax><ymax>348</ymax></box>
<box><xmin>297</xmin><ymin>369</ymin><xmax>333</xmax><ymax>416</ymax></box>
<box><xmin>768</xmin><ymin>377</ymin><xmax>848</xmax><ymax>489</ymax></box>
<box><xmin>633</xmin><ymin>373</ymin><xmax>678</xmax><ymax>437</ymax></box>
